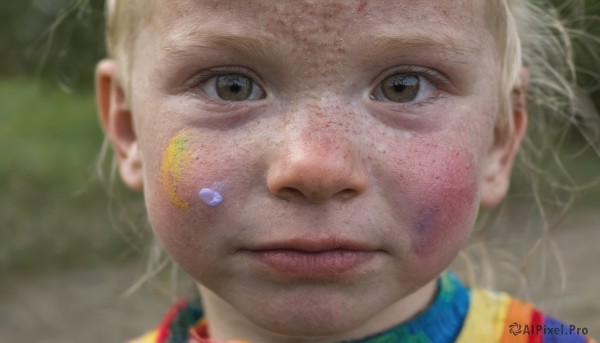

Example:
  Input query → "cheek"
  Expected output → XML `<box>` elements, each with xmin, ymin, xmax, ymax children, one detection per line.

<box><xmin>386</xmin><ymin>142</ymin><xmax>480</xmax><ymax>270</ymax></box>
<box><xmin>145</xmin><ymin>130</ymin><xmax>240</xmax><ymax>252</ymax></box>
<box><xmin>410</xmin><ymin>177</ymin><xmax>477</xmax><ymax>261</ymax></box>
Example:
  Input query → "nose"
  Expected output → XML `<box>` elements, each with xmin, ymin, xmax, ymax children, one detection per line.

<box><xmin>267</xmin><ymin>118</ymin><xmax>368</xmax><ymax>204</ymax></box>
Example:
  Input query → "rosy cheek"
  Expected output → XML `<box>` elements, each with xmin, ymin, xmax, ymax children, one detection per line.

<box><xmin>412</xmin><ymin>184</ymin><xmax>477</xmax><ymax>259</ymax></box>
<box><xmin>390</xmin><ymin>143</ymin><xmax>480</xmax><ymax>268</ymax></box>
<box><xmin>150</xmin><ymin>130</ymin><xmax>234</xmax><ymax>256</ymax></box>
<box><xmin>157</xmin><ymin>130</ymin><xmax>229</xmax><ymax>212</ymax></box>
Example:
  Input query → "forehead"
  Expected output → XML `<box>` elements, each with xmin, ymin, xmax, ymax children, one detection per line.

<box><xmin>151</xmin><ymin>0</ymin><xmax>489</xmax><ymax>52</ymax></box>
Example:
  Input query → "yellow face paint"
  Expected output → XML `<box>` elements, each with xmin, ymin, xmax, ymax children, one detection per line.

<box><xmin>160</xmin><ymin>131</ymin><xmax>192</xmax><ymax>211</ymax></box>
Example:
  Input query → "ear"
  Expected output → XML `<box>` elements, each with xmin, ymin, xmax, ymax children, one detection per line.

<box><xmin>480</xmin><ymin>68</ymin><xmax>529</xmax><ymax>208</ymax></box>
<box><xmin>96</xmin><ymin>59</ymin><xmax>144</xmax><ymax>191</ymax></box>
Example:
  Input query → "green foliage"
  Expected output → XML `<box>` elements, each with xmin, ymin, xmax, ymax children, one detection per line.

<box><xmin>0</xmin><ymin>79</ymin><xmax>138</xmax><ymax>275</ymax></box>
<box><xmin>0</xmin><ymin>0</ymin><xmax>105</xmax><ymax>90</ymax></box>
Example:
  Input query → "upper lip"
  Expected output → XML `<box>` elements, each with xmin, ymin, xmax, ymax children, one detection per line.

<box><xmin>248</xmin><ymin>237</ymin><xmax>376</xmax><ymax>253</ymax></box>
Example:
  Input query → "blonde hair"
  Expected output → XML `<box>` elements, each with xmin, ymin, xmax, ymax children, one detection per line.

<box><xmin>460</xmin><ymin>0</ymin><xmax>600</xmax><ymax>309</ymax></box>
<box><xmin>485</xmin><ymin>0</ymin><xmax>524</xmax><ymax>137</ymax></box>
<box><xmin>100</xmin><ymin>0</ymin><xmax>600</xmax><ymax>299</ymax></box>
<box><xmin>104</xmin><ymin>0</ymin><xmax>155</xmax><ymax>95</ymax></box>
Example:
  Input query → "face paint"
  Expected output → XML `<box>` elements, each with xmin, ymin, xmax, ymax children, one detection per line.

<box><xmin>199</xmin><ymin>182</ymin><xmax>226</xmax><ymax>207</ymax></box>
<box><xmin>199</xmin><ymin>188</ymin><xmax>223</xmax><ymax>207</ymax></box>
<box><xmin>160</xmin><ymin>131</ymin><xmax>192</xmax><ymax>211</ymax></box>
<box><xmin>413</xmin><ymin>206</ymin><xmax>441</xmax><ymax>255</ymax></box>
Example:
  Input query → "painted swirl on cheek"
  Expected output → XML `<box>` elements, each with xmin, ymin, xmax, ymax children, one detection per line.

<box><xmin>199</xmin><ymin>187</ymin><xmax>223</xmax><ymax>207</ymax></box>
<box><xmin>160</xmin><ymin>131</ymin><xmax>192</xmax><ymax>211</ymax></box>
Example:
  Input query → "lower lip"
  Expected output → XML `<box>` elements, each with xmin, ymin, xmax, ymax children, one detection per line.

<box><xmin>247</xmin><ymin>249</ymin><xmax>375</xmax><ymax>279</ymax></box>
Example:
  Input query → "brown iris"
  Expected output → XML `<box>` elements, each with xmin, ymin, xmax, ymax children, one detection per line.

<box><xmin>381</xmin><ymin>74</ymin><xmax>420</xmax><ymax>103</ymax></box>
<box><xmin>216</xmin><ymin>74</ymin><xmax>253</xmax><ymax>101</ymax></box>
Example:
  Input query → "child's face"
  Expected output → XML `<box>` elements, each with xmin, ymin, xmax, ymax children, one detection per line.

<box><xmin>99</xmin><ymin>0</ymin><xmax>525</xmax><ymax>338</ymax></box>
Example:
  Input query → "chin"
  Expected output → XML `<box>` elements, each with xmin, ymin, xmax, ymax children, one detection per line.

<box><xmin>231</xmin><ymin>283</ymin><xmax>402</xmax><ymax>340</ymax></box>
<box><xmin>249</xmin><ymin>302</ymin><xmax>367</xmax><ymax>338</ymax></box>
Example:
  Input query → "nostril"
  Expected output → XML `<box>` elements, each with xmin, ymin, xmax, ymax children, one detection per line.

<box><xmin>276</xmin><ymin>187</ymin><xmax>306</xmax><ymax>201</ymax></box>
<box><xmin>275</xmin><ymin>186</ymin><xmax>359</xmax><ymax>204</ymax></box>
<box><xmin>338</xmin><ymin>188</ymin><xmax>358</xmax><ymax>201</ymax></box>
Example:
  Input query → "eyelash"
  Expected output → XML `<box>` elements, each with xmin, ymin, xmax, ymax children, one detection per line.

<box><xmin>384</xmin><ymin>66</ymin><xmax>449</xmax><ymax>87</ymax></box>
<box><xmin>190</xmin><ymin>67</ymin><xmax>266</xmax><ymax>102</ymax></box>
<box><xmin>190</xmin><ymin>65</ymin><xmax>450</xmax><ymax>107</ymax></box>
<box><xmin>387</xmin><ymin>93</ymin><xmax>449</xmax><ymax>112</ymax></box>
<box><xmin>372</xmin><ymin>66</ymin><xmax>448</xmax><ymax>93</ymax></box>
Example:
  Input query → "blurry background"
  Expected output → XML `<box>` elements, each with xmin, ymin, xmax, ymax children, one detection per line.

<box><xmin>0</xmin><ymin>0</ymin><xmax>599</xmax><ymax>342</ymax></box>
<box><xmin>0</xmin><ymin>1</ymin><xmax>173</xmax><ymax>341</ymax></box>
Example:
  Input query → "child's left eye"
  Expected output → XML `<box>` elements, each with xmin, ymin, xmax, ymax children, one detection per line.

<box><xmin>201</xmin><ymin>73</ymin><xmax>265</xmax><ymax>101</ymax></box>
<box><xmin>371</xmin><ymin>74</ymin><xmax>436</xmax><ymax>103</ymax></box>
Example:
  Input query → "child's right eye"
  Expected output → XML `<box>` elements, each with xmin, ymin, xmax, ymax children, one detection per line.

<box><xmin>371</xmin><ymin>73</ymin><xmax>436</xmax><ymax>104</ymax></box>
<box><xmin>201</xmin><ymin>73</ymin><xmax>265</xmax><ymax>101</ymax></box>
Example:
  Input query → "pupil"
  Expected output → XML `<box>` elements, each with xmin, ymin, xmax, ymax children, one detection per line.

<box><xmin>393</xmin><ymin>84</ymin><xmax>406</xmax><ymax>92</ymax></box>
<box><xmin>230</xmin><ymin>84</ymin><xmax>241</xmax><ymax>93</ymax></box>
<box><xmin>393</xmin><ymin>76</ymin><xmax>418</xmax><ymax>92</ymax></box>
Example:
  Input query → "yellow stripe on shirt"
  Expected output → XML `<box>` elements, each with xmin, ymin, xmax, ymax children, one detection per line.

<box><xmin>455</xmin><ymin>288</ymin><xmax>512</xmax><ymax>343</ymax></box>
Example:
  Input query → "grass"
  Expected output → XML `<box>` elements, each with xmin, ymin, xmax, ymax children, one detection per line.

<box><xmin>0</xmin><ymin>78</ymin><xmax>143</xmax><ymax>276</ymax></box>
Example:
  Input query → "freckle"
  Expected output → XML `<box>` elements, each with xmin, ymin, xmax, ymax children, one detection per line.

<box><xmin>356</xmin><ymin>1</ymin><xmax>367</xmax><ymax>12</ymax></box>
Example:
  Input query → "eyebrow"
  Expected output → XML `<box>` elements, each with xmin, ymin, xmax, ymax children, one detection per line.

<box><xmin>367</xmin><ymin>31</ymin><xmax>480</xmax><ymax>59</ymax></box>
<box><xmin>161</xmin><ymin>29</ymin><xmax>284</xmax><ymax>65</ymax></box>
<box><xmin>161</xmin><ymin>27</ymin><xmax>481</xmax><ymax>70</ymax></box>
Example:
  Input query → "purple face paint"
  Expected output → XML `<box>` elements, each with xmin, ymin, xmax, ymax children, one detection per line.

<box><xmin>198</xmin><ymin>182</ymin><xmax>226</xmax><ymax>207</ymax></box>
<box><xmin>414</xmin><ymin>206</ymin><xmax>441</xmax><ymax>255</ymax></box>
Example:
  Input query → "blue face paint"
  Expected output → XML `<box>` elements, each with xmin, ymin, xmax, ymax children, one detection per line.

<box><xmin>198</xmin><ymin>183</ymin><xmax>225</xmax><ymax>207</ymax></box>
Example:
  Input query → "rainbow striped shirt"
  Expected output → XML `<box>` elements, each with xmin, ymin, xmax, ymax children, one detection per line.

<box><xmin>129</xmin><ymin>273</ymin><xmax>594</xmax><ymax>343</ymax></box>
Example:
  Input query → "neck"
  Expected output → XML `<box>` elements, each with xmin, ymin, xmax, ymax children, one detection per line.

<box><xmin>198</xmin><ymin>280</ymin><xmax>437</xmax><ymax>343</ymax></box>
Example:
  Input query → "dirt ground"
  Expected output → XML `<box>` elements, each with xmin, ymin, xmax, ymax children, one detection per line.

<box><xmin>1</xmin><ymin>206</ymin><xmax>598</xmax><ymax>343</ymax></box>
